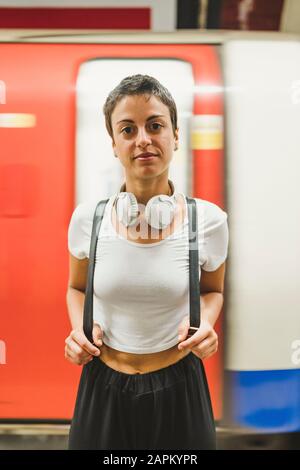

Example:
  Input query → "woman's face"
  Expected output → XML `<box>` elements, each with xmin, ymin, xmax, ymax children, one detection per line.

<box><xmin>110</xmin><ymin>94</ymin><xmax>179</xmax><ymax>181</ymax></box>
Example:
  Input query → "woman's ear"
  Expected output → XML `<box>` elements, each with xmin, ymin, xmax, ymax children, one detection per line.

<box><xmin>112</xmin><ymin>140</ymin><xmax>118</xmax><ymax>158</ymax></box>
<box><xmin>174</xmin><ymin>128</ymin><xmax>179</xmax><ymax>151</ymax></box>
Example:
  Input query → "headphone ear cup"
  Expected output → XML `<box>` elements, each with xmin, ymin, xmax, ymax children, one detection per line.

<box><xmin>145</xmin><ymin>195</ymin><xmax>176</xmax><ymax>230</ymax></box>
<box><xmin>115</xmin><ymin>192</ymin><xmax>139</xmax><ymax>227</ymax></box>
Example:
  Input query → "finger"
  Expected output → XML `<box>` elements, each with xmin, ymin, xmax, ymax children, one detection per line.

<box><xmin>70</xmin><ymin>329</ymin><xmax>99</xmax><ymax>355</ymax></box>
<box><xmin>92</xmin><ymin>323</ymin><xmax>103</xmax><ymax>347</ymax></box>
<box><xmin>178</xmin><ymin>330</ymin><xmax>209</xmax><ymax>351</ymax></box>
<box><xmin>191</xmin><ymin>344</ymin><xmax>216</xmax><ymax>361</ymax></box>
<box><xmin>71</xmin><ymin>330</ymin><xmax>100</xmax><ymax>356</ymax></box>
<box><xmin>192</xmin><ymin>337</ymin><xmax>216</xmax><ymax>355</ymax></box>
<box><xmin>66</xmin><ymin>337</ymin><xmax>92</xmax><ymax>359</ymax></box>
<box><xmin>65</xmin><ymin>348</ymin><xmax>93</xmax><ymax>365</ymax></box>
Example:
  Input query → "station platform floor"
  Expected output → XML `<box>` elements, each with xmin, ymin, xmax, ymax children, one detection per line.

<box><xmin>0</xmin><ymin>424</ymin><xmax>299</xmax><ymax>450</ymax></box>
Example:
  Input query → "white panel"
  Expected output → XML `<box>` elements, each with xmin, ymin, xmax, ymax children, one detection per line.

<box><xmin>75</xmin><ymin>59</ymin><xmax>194</xmax><ymax>203</ymax></box>
<box><xmin>223</xmin><ymin>39</ymin><xmax>300</xmax><ymax>370</ymax></box>
<box><xmin>151</xmin><ymin>0</ymin><xmax>176</xmax><ymax>32</ymax></box>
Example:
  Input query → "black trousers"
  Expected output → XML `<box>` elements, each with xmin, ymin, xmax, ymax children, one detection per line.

<box><xmin>68</xmin><ymin>352</ymin><xmax>216</xmax><ymax>450</ymax></box>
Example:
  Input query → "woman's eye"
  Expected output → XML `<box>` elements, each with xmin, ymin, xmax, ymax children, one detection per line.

<box><xmin>149</xmin><ymin>122</ymin><xmax>163</xmax><ymax>131</ymax></box>
<box><xmin>121</xmin><ymin>126</ymin><xmax>133</xmax><ymax>135</ymax></box>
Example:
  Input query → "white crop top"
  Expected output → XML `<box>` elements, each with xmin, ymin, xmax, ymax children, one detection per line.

<box><xmin>67</xmin><ymin>193</ymin><xmax>229</xmax><ymax>354</ymax></box>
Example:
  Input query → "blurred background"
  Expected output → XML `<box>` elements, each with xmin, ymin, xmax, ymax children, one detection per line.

<box><xmin>0</xmin><ymin>0</ymin><xmax>300</xmax><ymax>450</ymax></box>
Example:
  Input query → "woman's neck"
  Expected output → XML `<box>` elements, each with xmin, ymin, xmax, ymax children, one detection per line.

<box><xmin>121</xmin><ymin>179</ymin><xmax>173</xmax><ymax>205</ymax></box>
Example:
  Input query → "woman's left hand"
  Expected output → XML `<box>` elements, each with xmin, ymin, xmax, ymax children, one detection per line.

<box><xmin>177</xmin><ymin>315</ymin><xmax>218</xmax><ymax>360</ymax></box>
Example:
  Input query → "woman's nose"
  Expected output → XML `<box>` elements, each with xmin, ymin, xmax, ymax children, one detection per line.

<box><xmin>136</xmin><ymin>127</ymin><xmax>152</xmax><ymax>147</ymax></box>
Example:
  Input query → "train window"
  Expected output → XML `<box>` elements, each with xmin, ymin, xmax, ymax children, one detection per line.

<box><xmin>75</xmin><ymin>59</ymin><xmax>194</xmax><ymax>204</ymax></box>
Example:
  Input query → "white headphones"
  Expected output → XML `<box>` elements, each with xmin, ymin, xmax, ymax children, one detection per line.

<box><xmin>113</xmin><ymin>179</ymin><xmax>179</xmax><ymax>230</ymax></box>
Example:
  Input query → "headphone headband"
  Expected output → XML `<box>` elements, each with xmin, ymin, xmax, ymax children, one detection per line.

<box><xmin>115</xmin><ymin>179</ymin><xmax>178</xmax><ymax>230</ymax></box>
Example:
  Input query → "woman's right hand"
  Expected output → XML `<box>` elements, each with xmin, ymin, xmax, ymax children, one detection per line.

<box><xmin>64</xmin><ymin>322</ymin><xmax>103</xmax><ymax>366</ymax></box>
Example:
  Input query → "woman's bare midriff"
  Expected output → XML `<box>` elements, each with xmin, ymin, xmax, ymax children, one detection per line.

<box><xmin>98</xmin><ymin>192</ymin><xmax>190</xmax><ymax>374</ymax></box>
<box><xmin>98</xmin><ymin>342</ymin><xmax>191</xmax><ymax>374</ymax></box>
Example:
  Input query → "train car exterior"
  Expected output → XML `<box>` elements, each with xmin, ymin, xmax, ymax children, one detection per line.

<box><xmin>0</xmin><ymin>30</ymin><xmax>300</xmax><ymax>445</ymax></box>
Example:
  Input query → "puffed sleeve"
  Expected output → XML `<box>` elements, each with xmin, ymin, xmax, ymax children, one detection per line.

<box><xmin>67</xmin><ymin>202</ymin><xmax>94</xmax><ymax>260</ymax></box>
<box><xmin>197</xmin><ymin>199</ymin><xmax>229</xmax><ymax>272</ymax></box>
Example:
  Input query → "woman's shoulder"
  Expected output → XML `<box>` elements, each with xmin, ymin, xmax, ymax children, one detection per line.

<box><xmin>70</xmin><ymin>196</ymin><xmax>111</xmax><ymax>224</ymax></box>
<box><xmin>71</xmin><ymin>198</ymin><xmax>98</xmax><ymax>219</ymax></box>
<box><xmin>191</xmin><ymin>197</ymin><xmax>229</xmax><ymax>271</ymax></box>
<box><xmin>194</xmin><ymin>196</ymin><xmax>227</xmax><ymax>217</ymax></box>
<box><xmin>67</xmin><ymin>197</ymin><xmax>112</xmax><ymax>259</ymax></box>
<box><xmin>185</xmin><ymin>196</ymin><xmax>228</xmax><ymax>232</ymax></box>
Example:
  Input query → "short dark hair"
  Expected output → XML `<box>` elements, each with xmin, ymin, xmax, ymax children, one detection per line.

<box><xmin>103</xmin><ymin>74</ymin><xmax>178</xmax><ymax>139</ymax></box>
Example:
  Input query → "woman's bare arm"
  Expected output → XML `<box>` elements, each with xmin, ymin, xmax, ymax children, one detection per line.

<box><xmin>199</xmin><ymin>261</ymin><xmax>226</xmax><ymax>327</ymax></box>
<box><xmin>66</xmin><ymin>254</ymin><xmax>89</xmax><ymax>330</ymax></box>
<box><xmin>65</xmin><ymin>254</ymin><xmax>102</xmax><ymax>365</ymax></box>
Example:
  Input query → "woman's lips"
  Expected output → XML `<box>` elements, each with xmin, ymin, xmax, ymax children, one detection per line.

<box><xmin>135</xmin><ymin>153</ymin><xmax>158</xmax><ymax>161</ymax></box>
<box><xmin>136</xmin><ymin>156</ymin><xmax>157</xmax><ymax>161</ymax></box>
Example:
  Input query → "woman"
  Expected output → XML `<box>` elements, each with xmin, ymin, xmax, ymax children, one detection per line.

<box><xmin>65</xmin><ymin>74</ymin><xmax>229</xmax><ymax>450</ymax></box>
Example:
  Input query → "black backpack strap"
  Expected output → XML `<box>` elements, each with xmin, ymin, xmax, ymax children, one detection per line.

<box><xmin>186</xmin><ymin>197</ymin><xmax>201</xmax><ymax>337</ymax></box>
<box><xmin>83</xmin><ymin>199</ymin><xmax>109</xmax><ymax>344</ymax></box>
